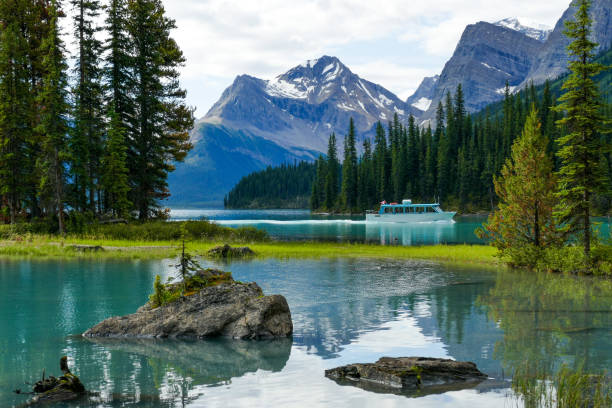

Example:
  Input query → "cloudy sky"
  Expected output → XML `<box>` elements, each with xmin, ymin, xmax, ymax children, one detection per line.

<box><xmin>158</xmin><ymin>0</ymin><xmax>570</xmax><ymax>117</ymax></box>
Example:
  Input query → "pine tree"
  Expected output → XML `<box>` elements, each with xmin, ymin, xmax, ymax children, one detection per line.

<box><xmin>35</xmin><ymin>0</ymin><xmax>70</xmax><ymax>234</ymax></box>
<box><xmin>373</xmin><ymin>121</ymin><xmax>388</xmax><ymax>201</ymax></box>
<box><xmin>341</xmin><ymin>118</ymin><xmax>358</xmax><ymax>210</ymax></box>
<box><xmin>324</xmin><ymin>133</ymin><xmax>339</xmax><ymax>209</ymax></box>
<box><xmin>101</xmin><ymin>108</ymin><xmax>131</xmax><ymax>217</ymax></box>
<box><xmin>0</xmin><ymin>0</ymin><xmax>31</xmax><ymax>223</ymax></box>
<box><xmin>478</xmin><ymin>107</ymin><xmax>559</xmax><ymax>266</ymax></box>
<box><xmin>70</xmin><ymin>0</ymin><xmax>105</xmax><ymax>213</ymax></box>
<box><xmin>407</xmin><ymin>115</ymin><xmax>419</xmax><ymax>198</ymax></box>
<box><xmin>553</xmin><ymin>0</ymin><xmax>609</xmax><ymax>258</ymax></box>
<box><xmin>358</xmin><ymin>138</ymin><xmax>374</xmax><ymax>209</ymax></box>
<box><xmin>311</xmin><ymin>155</ymin><xmax>326</xmax><ymax>210</ymax></box>
<box><xmin>436</xmin><ymin>102</ymin><xmax>451</xmax><ymax>201</ymax></box>
<box><xmin>423</xmin><ymin>126</ymin><xmax>436</xmax><ymax>201</ymax></box>
<box><xmin>126</xmin><ymin>0</ymin><xmax>194</xmax><ymax>219</ymax></box>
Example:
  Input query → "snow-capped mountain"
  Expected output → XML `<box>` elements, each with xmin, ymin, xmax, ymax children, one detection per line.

<box><xmin>494</xmin><ymin>17</ymin><xmax>552</xmax><ymax>42</ymax></box>
<box><xmin>169</xmin><ymin>56</ymin><xmax>420</xmax><ymax>205</ymax></box>
<box><xmin>204</xmin><ymin>56</ymin><xmax>419</xmax><ymax>153</ymax></box>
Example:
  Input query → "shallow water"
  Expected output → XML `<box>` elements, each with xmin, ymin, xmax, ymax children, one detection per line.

<box><xmin>3</xmin><ymin>258</ymin><xmax>612</xmax><ymax>407</ymax></box>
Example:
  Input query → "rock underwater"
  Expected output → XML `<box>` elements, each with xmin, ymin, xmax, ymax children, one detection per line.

<box><xmin>325</xmin><ymin>357</ymin><xmax>488</xmax><ymax>396</ymax></box>
<box><xmin>83</xmin><ymin>269</ymin><xmax>292</xmax><ymax>339</ymax></box>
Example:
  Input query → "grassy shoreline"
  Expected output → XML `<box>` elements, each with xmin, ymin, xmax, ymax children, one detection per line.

<box><xmin>0</xmin><ymin>237</ymin><xmax>499</xmax><ymax>265</ymax></box>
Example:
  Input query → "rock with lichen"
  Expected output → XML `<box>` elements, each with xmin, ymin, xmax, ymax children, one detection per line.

<box><xmin>325</xmin><ymin>357</ymin><xmax>488</xmax><ymax>396</ymax></box>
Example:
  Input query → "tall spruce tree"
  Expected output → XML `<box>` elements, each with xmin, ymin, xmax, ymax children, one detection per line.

<box><xmin>324</xmin><ymin>133</ymin><xmax>339</xmax><ymax>209</ymax></box>
<box><xmin>104</xmin><ymin>0</ymin><xmax>132</xmax><ymax>131</ymax></box>
<box><xmin>341</xmin><ymin>118</ymin><xmax>358</xmax><ymax>210</ymax></box>
<box><xmin>373</xmin><ymin>121</ymin><xmax>388</xmax><ymax>201</ymax></box>
<box><xmin>0</xmin><ymin>0</ymin><xmax>30</xmax><ymax>223</ymax></box>
<box><xmin>554</xmin><ymin>0</ymin><xmax>609</xmax><ymax>258</ymax></box>
<box><xmin>36</xmin><ymin>0</ymin><xmax>69</xmax><ymax>234</ymax></box>
<box><xmin>70</xmin><ymin>0</ymin><xmax>105</xmax><ymax>213</ymax></box>
<box><xmin>101</xmin><ymin>108</ymin><xmax>131</xmax><ymax>217</ymax></box>
<box><xmin>126</xmin><ymin>0</ymin><xmax>194</xmax><ymax>219</ymax></box>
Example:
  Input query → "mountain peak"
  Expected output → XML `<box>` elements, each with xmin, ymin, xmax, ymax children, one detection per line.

<box><xmin>265</xmin><ymin>55</ymin><xmax>352</xmax><ymax>102</ymax></box>
<box><xmin>494</xmin><ymin>17</ymin><xmax>552</xmax><ymax>41</ymax></box>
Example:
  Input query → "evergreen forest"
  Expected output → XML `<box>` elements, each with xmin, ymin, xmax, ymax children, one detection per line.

<box><xmin>0</xmin><ymin>0</ymin><xmax>194</xmax><ymax>233</ymax></box>
<box><xmin>224</xmin><ymin>162</ymin><xmax>316</xmax><ymax>209</ymax></box>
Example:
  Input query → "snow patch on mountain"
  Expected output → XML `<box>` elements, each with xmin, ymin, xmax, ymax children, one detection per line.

<box><xmin>481</xmin><ymin>62</ymin><xmax>511</xmax><ymax>76</ymax></box>
<box><xmin>411</xmin><ymin>97</ymin><xmax>432</xmax><ymax>111</ymax></box>
<box><xmin>266</xmin><ymin>77</ymin><xmax>308</xmax><ymax>99</ymax></box>
<box><xmin>496</xmin><ymin>86</ymin><xmax>517</xmax><ymax>95</ymax></box>
<box><xmin>494</xmin><ymin>17</ymin><xmax>552</xmax><ymax>42</ymax></box>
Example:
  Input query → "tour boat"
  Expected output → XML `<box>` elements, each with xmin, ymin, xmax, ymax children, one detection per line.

<box><xmin>365</xmin><ymin>199</ymin><xmax>456</xmax><ymax>223</ymax></box>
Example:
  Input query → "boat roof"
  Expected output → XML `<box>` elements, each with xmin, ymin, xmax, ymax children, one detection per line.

<box><xmin>381</xmin><ymin>203</ymin><xmax>440</xmax><ymax>207</ymax></box>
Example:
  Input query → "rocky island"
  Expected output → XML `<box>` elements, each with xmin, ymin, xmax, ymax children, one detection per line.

<box><xmin>325</xmin><ymin>357</ymin><xmax>488</xmax><ymax>396</ymax></box>
<box><xmin>83</xmin><ymin>269</ymin><xmax>292</xmax><ymax>339</ymax></box>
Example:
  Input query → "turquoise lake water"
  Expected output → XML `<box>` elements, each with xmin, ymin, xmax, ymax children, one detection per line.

<box><xmin>3</xmin><ymin>257</ymin><xmax>612</xmax><ymax>407</ymax></box>
<box><xmin>169</xmin><ymin>208</ymin><xmax>612</xmax><ymax>245</ymax></box>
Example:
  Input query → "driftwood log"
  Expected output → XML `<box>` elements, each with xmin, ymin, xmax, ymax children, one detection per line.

<box><xmin>24</xmin><ymin>356</ymin><xmax>85</xmax><ymax>405</ymax></box>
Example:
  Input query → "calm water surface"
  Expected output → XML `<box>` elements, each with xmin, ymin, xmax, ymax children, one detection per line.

<box><xmin>170</xmin><ymin>209</ymin><xmax>490</xmax><ymax>244</ymax></box>
<box><xmin>170</xmin><ymin>208</ymin><xmax>612</xmax><ymax>245</ymax></box>
<box><xmin>2</xmin><ymin>258</ymin><xmax>612</xmax><ymax>407</ymax></box>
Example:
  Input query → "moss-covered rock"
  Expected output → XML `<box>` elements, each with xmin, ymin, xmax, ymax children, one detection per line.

<box><xmin>325</xmin><ymin>357</ymin><xmax>487</xmax><ymax>396</ymax></box>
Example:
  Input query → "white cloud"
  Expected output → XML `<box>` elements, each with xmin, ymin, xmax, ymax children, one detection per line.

<box><xmin>70</xmin><ymin>0</ymin><xmax>572</xmax><ymax>115</ymax></box>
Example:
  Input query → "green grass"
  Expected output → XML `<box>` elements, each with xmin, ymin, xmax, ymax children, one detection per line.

<box><xmin>511</xmin><ymin>363</ymin><xmax>612</xmax><ymax>408</ymax></box>
<box><xmin>0</xmin><ymin>235</ymin><xmax>500</xmax><ymax>265</ymax></box>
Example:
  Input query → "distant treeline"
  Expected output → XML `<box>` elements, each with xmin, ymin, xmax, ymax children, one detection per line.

<box><xmin>0</xmin><ymin>0</ymin><xmax>194</xmax><ymax>233</ymax></box>
<box><xmin>224</xmin><ymin>162</ymin><xmax>316</xmax><ymax>209</ymax></box>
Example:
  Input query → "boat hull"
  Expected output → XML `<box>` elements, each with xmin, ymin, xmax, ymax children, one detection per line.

<box><xmin>365</xmin><ymin>212</ymin><xmax>456</xmax><ymax>223</ymax></box>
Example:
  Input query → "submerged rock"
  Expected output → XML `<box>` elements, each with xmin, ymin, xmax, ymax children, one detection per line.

<box><xmin>207</xmin><ymin>244</ymin><xmax>255</xmax><ymax>258</ymax></box>
<box><xmin>325</xmin><ymin>357</ymin><xmax>488</xmax><ymax>396</ymax></box>
<box><xmin>83</xmin><ymin>275</ymin><xmax>292</xmax><ymax>339</ymax></box>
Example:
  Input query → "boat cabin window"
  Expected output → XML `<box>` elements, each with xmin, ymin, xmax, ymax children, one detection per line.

<box><xmin>384</xmin><ymin>207</ymin><xmax>392</xmax><ymax>214</ymax></box>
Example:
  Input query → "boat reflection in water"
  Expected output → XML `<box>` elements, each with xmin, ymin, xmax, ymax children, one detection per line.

<box><xmin>366</xmin><ymin>220</ymin><xmax>461</xmax><ymax>245</ymax></box>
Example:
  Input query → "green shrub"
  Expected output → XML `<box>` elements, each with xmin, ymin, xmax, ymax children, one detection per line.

<box><xmin>533</xmin><ymin>245</ymin><xmax>612</xmax><ymax>276</ymax></box>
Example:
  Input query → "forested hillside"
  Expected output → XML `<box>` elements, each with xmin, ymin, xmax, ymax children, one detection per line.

<box><xmin>224</xmin><ymin>162</ymin><xmax>316</xmax><ymax>209</ymax></box>
<box><xmin>312</xmin><ymin>54</ymin><xmax>612</xmax><ymax>214</ymax></box>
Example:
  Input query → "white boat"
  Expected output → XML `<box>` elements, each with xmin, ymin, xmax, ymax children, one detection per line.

<box><xmin>365</xmin><ymin>199</ymin><xmax>456</xmax><ymax>223</ymax></box>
